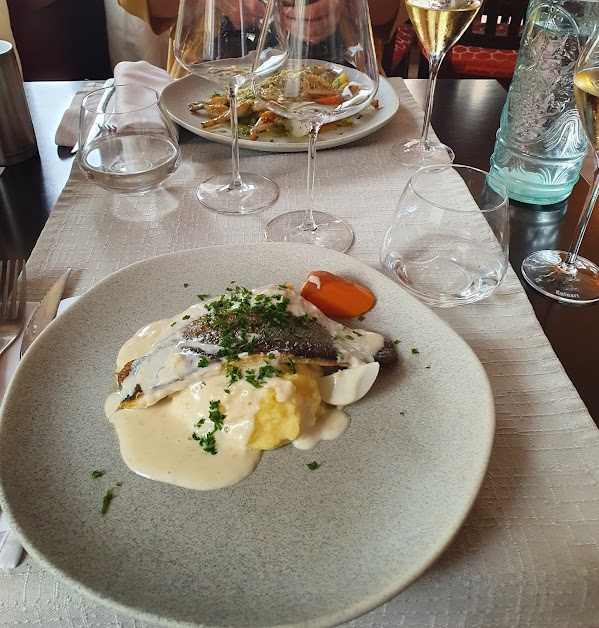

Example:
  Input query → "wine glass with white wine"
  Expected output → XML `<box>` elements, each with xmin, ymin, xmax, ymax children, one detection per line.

<box><xmin>251</xmin><ymin>0</ymin><xmax>379</xmax><ymax>252</ymax></box>
<box><xmin>173</xmin><ymin>0</ymin><xmax>279</xmax><ymax>214</ymax></box>
<box><xmin>521</xmin><ymin>26</ymin><xmax>599</xmax><ymax>304</ymax></box>
<box><xmin>392</xmin><ymin>0</ymin><xmax>481</xmax><ymax>167</ymax></box>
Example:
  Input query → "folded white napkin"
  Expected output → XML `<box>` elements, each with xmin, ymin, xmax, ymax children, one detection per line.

<box><xmin>0</xmin><ymin>297</ymin><xmax>77</xmax><ymax>569</ymax></box>
<box><xmin>113</xmin><ymin>60</ymin><xmax>174</xmax><ymax>101</ymax></box>
<box><xmin>54</xmin><ymin>82</ymin><xmax>105</xmax><ymax>147</ymax></box>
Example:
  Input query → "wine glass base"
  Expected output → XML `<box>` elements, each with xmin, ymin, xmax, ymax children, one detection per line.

<box><xmin>391</xmin><ymin>138</ymin><xmax>455</xmax><ymax>168</ymax></box>
<box><xmin>265</xmin><ymin>211</ymin><xmax>354</xmax><ymax>253</ymax></box>
<box><xmin>197</xmin><ymin>173</ymin><xmax>278</xmax><ymax>214</ymax></box>
<box><xmin>521</xmin><ymin>250</ymin><xmax>599</xmax><ymax>304</ymax></box>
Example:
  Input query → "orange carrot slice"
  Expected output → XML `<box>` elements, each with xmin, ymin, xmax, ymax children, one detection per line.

<box><xmin>300</xmin><ymin>271</ymin><xmax>376</xmax><ymax>318</ymax></box>
<box><xmin>314</xmin><ymin>94</ymin><xmax>343</xmax><ymax>106</ymax></box>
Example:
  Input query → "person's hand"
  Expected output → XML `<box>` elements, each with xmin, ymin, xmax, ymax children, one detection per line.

<box><xmin>281</xmin><ymin>0</ymin><xmax>342</xmax><ymax>45</ymax></box>
<box><xmin>219</xmin><ymin>0</ymin><xmax>266</xmax><ymax>29</ymax></box>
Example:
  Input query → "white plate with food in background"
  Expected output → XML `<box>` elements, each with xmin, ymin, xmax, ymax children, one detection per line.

<box><xmin>0</xmin><ymin>243</ymin><xmax>494</xmax><ymax>627</ymax></box>
<box><xmin>161</xmin><ymin>74</ymin><xmax>400</xmax><ymax>152</ymax></box>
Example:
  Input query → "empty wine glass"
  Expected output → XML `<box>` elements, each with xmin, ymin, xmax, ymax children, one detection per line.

<box><xmin>521</xmin><ymin>26</ymin><xmax>599</xmax><ymax>304</ymax></box>
<box><xmin>173</xmin><ymin>0</ymin><xmax>278</xmax><ymax>214</ymax></box>
<box><xmin>391</xmin><ymin>0</ymin><xmax>481</xmax><ymax>167</ymax></box>
<box><xmin>251</xmin><ymin>0</ymin><xmax>379</xmax><ymax>252</ymax></box>
<box><xmin>78</xmin><ymin>84</ymin><xmax>180</xmax><ymax>194</ymax></box>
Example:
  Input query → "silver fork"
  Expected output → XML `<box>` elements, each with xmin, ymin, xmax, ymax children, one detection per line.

<box><xmin>0</xmin><ymin>259</ymin><xmax>27</xmax><ymax>358</ymax></box>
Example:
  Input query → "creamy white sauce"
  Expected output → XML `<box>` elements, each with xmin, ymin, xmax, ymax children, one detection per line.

<box><xmin>106</xmin><ymin>284</ymin><xmax>387</xmax><ymax>491</ymax></box>
<box><xmin>292</xmin><ymin>408</ymin><xmax>351</xmax><ymax>450</ymax></box>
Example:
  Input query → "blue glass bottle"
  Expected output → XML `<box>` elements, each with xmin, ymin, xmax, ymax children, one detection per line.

<box><xmin>489</xmin><ymin>0</ymin><xmax>599</xmax><ymax>205</ymax></box>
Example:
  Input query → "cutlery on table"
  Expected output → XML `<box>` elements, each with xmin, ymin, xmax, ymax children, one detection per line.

<box><xmin>20</xmin><ymin>268</ymin><xmax>71</xmax><ymax>356</ymax></box>
<box><xmin>0</xmin><ymin>267</ymin><xmax>71</xmax><ymax>569</ymax></box>
<box><xmin>71</xmin><ymin>78</ymin><xmax>115</xmax><ymax>154</ymax></box>
<box><xmin>0</xmin><ymin>259</ymin><xmax>26</xmax><ymax>359</ymax></box>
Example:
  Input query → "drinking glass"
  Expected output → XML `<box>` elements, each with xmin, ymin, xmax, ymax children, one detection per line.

<box><xmin>521</xmin><ymin>26</ymin><xmax>599</xmax><ymax>304</ymax></box>
<box><xmin>391</xmin><ymin>0</ymin><xmax>481</xmax><ymax>167</ymax></box>
<box><xmin>78</xmin><ymin>84</ymin><xmax>180</xmax><ymax>194</ymax></box>
<box><xmin>251</xmin><ymin>0</ymin><xmax>379</xmax><ymax>252</ymax></box>
<box><xmin>380</xmin><ymin>165</ymin><xmax>509</xmax><ymax>307</ymax></box>
<box><xmin>173</xmin><ymin>0</ymin><xmax>278</xmax><ymax>214</ymax></box>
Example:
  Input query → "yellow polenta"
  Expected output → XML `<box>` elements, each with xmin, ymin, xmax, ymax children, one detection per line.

<box><xmin>248</xmin><ymin>364</ymin><xmax>323</xmax><ymax>450</ymax></box>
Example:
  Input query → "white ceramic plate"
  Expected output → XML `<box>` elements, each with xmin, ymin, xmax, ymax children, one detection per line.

<box><xmin>0</xmin><ymin>243</ymin><xmax>494</xmax><ymax>628</ymax></box>
<box><xmin>161</xmin><ymin>74</ymin><xmax>400</xmax><ymax>152</ymax></box>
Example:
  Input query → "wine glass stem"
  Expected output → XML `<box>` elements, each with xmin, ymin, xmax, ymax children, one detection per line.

<box><xmin>420</xmin><ymin>54</ymin><xmax>444</xmax><ymax>150</ymax></box>
<box><xmin>228</xmin><ymin>83</ymin><xmax>243</xmax><ymax>190</ymax></box>
<box><xmin>564</xmin><ymin>154</ymin><xmax>599</xmax><ymax>268</ymax></box>
<box><xmin>302</xmin><ymin>123</ymin><xmax>321</xmax><ymax>232</ymax></box>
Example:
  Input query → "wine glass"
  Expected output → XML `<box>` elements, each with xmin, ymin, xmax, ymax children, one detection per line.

<box><xmin>173</xmin><ymin>0</ymin><xmax>278</xmax><ymax>214</ymax></box>
<box><xmin>391</xmin><ymin>0</ymin><xmax>481</xmax><ymax>167</ymax></box>
<box><xmin>78</xmin><ymin>84</ymin><xmax>181</xmax><ymax>194</ymax></box>
<box><xmin>521</xmin><ymin>26</ymin><xmax>599</xmax><ymax>304</ymax></box>
<box><xmin>251</xmin><ymin>0</ymin><xmax>379</xmax><ymax>252</ymax></box>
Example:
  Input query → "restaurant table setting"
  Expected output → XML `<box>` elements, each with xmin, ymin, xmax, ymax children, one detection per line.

<box><xmin>0</xmin><ymin>59</ymin><xmax>597</xmax><ymax>625</ymax></box>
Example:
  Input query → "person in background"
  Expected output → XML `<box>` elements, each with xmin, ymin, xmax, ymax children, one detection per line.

<box><xmin>117</xmin><ymin>0</ymin><xmax>402</xmax><ymax>78</ymax></box>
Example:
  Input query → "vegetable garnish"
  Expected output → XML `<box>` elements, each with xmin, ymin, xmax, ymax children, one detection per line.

<box><xmin>101</xmin><ymin>488</ymin><xmax>113</xmax><ymax>515</ymax></box>
<box><xmin>183</xmin><ymin>283</ymin><xmax>189</xmax><ymax>288</ymax></box>
<box><xmin>197</xmin><ymin>356</ymin><xmax>210</xmax><ymax>368</ymax></box>
<box><xmin>90</xmin><ymin>470</ymin><xmax>103</xmax><ymax>479</ymax></box>
<box><xmin>192</xmin><ymin>400</ymin><xmax>226</xmax><ymax>455</ymax></box>
<box><xmin>300</xmin><ymin>271</ymin><xmax>375</xmax><ymax>318</ymax></box>
<box><xmin>411</xmin><ymin>348</ymin><xmax>420</xmax><ymax>355</ymax></box>
<box><xmin>307</xmin><ymin>461</ymin><xmax>319</xmax><ymax>471</ymax></box>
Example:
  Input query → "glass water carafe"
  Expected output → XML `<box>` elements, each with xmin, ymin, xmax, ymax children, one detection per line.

<box><xmin>489</xmin><ymin>0</ymin><xmax>599</xmax><ymax>205</ymax></box>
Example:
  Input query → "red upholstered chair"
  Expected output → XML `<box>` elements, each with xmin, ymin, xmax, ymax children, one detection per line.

<box><xmin>447</xmin><ymin>0</ymin><xmax>528</xmax><ymax>86</ymax></box>
<box><xmin>418</xmin><ymin>0</ymin><xmax>529</xmax><ymax>87</ymax></box>
<box><xmin>382</xmin><ymin>23</ymin><xmax>418</xmax><ymax>78</ymax></box>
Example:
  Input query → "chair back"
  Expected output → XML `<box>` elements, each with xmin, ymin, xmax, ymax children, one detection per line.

<box><xmin>459</xmin><ymin>0</ymin><xmax>529</xmax><ymax>50</ymax></box>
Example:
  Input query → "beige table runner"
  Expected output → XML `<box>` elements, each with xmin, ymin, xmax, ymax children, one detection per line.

<box><xmin>2</xmin><ymin>79</ymin><xmax>598</xmax><ymax>627</ymax></box>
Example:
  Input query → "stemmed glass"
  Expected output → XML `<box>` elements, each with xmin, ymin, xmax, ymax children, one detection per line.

<box><xmin>173</xmin><ymin>0</ymin><xmax>278</xmax><ymax>213</ymax></box>
<box><xmin>521</xmin><ymin>26</ymin><xmax>599</xmax><ymax>304</ymax></box>
<box><xmin>391</xmin><ymin>0</ymin><xmax>481</xmax><ymax>167</ymax></box>
<box><xmin>251</xmin><ymin>0</ymin><xmax>379</xmax><ymax>252</ymax></box>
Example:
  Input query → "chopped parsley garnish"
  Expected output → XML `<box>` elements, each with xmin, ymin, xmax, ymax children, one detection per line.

<box><xmin>201</xmin><ymin>285</ymin><xmax>310</xmax><ymax>362</ymax></box>
<box><xmin>197</xmin><ymin>293</ymin><xmax>209</xmax><ymax>301</ymax></box>
<box><xmin>90</xmin><ymin>470</ymin><xmax>103</xmax><ymax>479</ymax></box>
<box><xmin>358</xmin><ymin>315</ymin><xmax>365</xmax><ymax>321</ymax></box>
<box><xmin>354</xmin><ymin>331</ymin><xmax>363</xmax><ymax>337</ymax></box>
<box><xmin>400</xmin><ymin>411</ymin><xmax>405</xmax><ymax>416</ymax></box>
<box><xmin>394</xmin><ymin>339</ymin><xmax>401</xmax><ymax>345</ymax></box>
<box><xmin>182</xmin><ymin>314</ymin><xmax>190</xmax><ymax>320</ymax></box>
<box><xmin>277</xmin><ymin>284</ymin><xmax>288</xmax><ymax>289</ymax></box>
<box><xmin>197</xmin><ymin>356</ymin><xmax>210</xmax><ymax>368</ymax></box>
<box><xmin>306</xmin><ymin>461</ymin><xmax>319</xmax><ymax>471</ymax></box>
<box><xmin>226</xmin><ymin>364</ymin><xmax>243</xmax><ymax>384</ymax></box>
<box><xmin>170</xmin><ymin>322</ymin><xmax>177</xmax><ymax>327</ymax></box>
<box><xmin>101</xmin><ymin>488</ymin><xmax>113</xmax><ymax>515</ymax></box>
<box><xmin>267</xmin><ymin>352</ymin><xmax>276</xmax><ymax>359</ymax></box>
<box><xmin>115</xmin><ymin>482</ymin><xmax>123</xmax><ymax>487</ymax></box>
<box><xmin>411</xmin><ymin>348</ymin><xmax>420</xmax><ymax>354</ymax></box>
<box><xmin>183</xmin><ymin>283</ymin><xmax>189</xmax><ymax>288</ymax></box>
<box><xmin>211</xmin><ymin>91</ymin><xmax>222</xmax><ymax>97</ymax></box>
<box><xmin>224</xmin><ymin>388</ymin><xmax>230</xmax><ymax>394</ymax></box>
<box><xmin>287</xmin><ymin>359</ymin><xmax>296</xmax><ymax>374</ymax></box>
<box><xmin>345</xmin><ymin>335</ymin><xmax>353</xmax><ymax>340</ymax></box>
<box><xmin>192</xmin><ymin>400</ymin><xmax>226</xmax><ymax>455</ymax></box>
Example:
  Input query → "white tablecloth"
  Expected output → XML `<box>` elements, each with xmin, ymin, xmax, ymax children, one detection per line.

<box><xmin>1</xmin><ymin>79</ymin><xmax>598</xmax><ymax>627</ymax></box>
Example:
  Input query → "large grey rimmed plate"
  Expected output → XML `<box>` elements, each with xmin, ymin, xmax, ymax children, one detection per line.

<box><xmin>0</xmin><ymin>243</ymin><xmax>494</xmax><ymax>627</ymax></box>
<box><xmin>161</xmin><ymin>74</ymin><xmax>399</xmax><ymax>152</ymax></box>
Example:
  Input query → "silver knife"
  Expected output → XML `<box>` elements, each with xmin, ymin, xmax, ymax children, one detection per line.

<box><xmin>20</xmin><ymin>269</ymin><xmax>71</xmax><ymax>357</ymax></box>
<box><xmin>71</xmin><ymin>78</ymin><xmax>115</xmax><ymax>154</ymax></box>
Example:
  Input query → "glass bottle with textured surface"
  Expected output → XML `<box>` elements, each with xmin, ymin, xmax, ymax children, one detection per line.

<box><xmin>489</xmin><ymin>0</ymin><xmax>599</xmax><ymax>205</ymax></box>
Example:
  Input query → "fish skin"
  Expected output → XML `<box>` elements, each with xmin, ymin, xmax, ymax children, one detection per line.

<box><xmin>182</xmin><ymin>313</ymin><xmax>339</xmax><ymax>363</ymax></box>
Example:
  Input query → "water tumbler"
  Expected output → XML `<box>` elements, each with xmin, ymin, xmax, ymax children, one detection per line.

<box><xmin>0</xmin><ymin>40</ymin><xmax>37</xmax><ymax>166</ymax></box>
